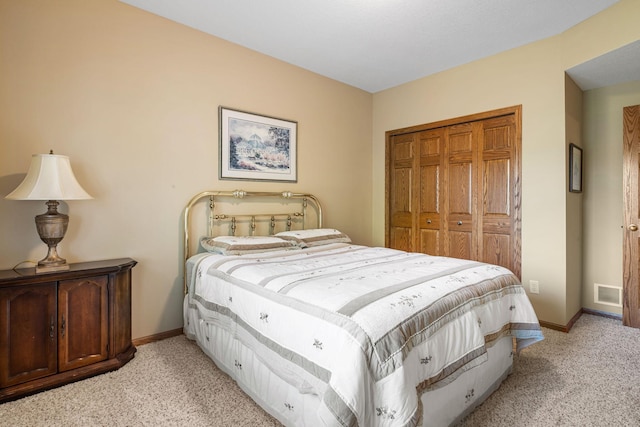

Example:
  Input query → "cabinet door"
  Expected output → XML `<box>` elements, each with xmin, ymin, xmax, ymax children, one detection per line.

<box><xmin>0</xmin><ymin>283</ymin><xmax>57</xmax><ymax>387</ymax></box>
<box><xmin>58</xmin><ymin>276</ymin><xmax>108</xmax><ymax>372</ymax></box>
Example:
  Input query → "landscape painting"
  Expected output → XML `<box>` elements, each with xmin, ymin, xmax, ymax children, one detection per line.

<box><xmin>219</xmin><ymin>107</ymin><xmax>297</xmax><ymax>182</ymax></box>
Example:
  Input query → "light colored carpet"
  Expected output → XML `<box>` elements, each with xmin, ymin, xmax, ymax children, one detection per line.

<box><xmin>1</xmin><ymin>314</ymin><xmax>639</xmax><ymax>426</ymax></box>
<box><xmin>0</xmin><ymin>333</ymin><xmax>280</xmax><ymax>427</ymax></box>
<box><xmin>459</xmin><ymin>313</ymin><xmax>640</xmax><ymax>426</ymax></box>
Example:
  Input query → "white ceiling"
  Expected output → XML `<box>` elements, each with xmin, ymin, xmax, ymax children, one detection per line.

<box><xmin>120</xmin><ymin>0</ymin><xmax>635</xmax><ymax>93</ymax></box>
<box><xmin>566</xmin><ymin>40</ymin><xmax>640</xmax><ymax>91</ymax></box>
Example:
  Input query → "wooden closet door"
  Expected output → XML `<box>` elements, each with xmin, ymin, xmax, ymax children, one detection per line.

<box><xmin>478</xmin><ymin>115</ymin><xmax>520</xmax><ymax>276</ymax></box>
<box><xmin>388</xmin><ymin>133</ymin><xmax>417</xmax><ymax>252</ymax></box>
<box><xmin>385</xmin><ymin>106</ymin><xmax>521</xmax><ymax>278</ymax></box>
<box><xmin>445</xmin><ymin>123</ymin><xmax>476</xmax><ymax>260</ymax></box>
<box><xmin>418</xmin><ymin>129</ymin><xmax>445</xmax><ymax>255</ymax></box>
<box><xmin>388</xmin><ymin>130</ymin><xmax>445</xmax><ymax>254</ymax></box>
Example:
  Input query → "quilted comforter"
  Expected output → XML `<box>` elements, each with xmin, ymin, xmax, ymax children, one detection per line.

<box><xmin>185</xmin><ymin>243</ymin><xmax>543</xmax><ymax>426</ymax></box>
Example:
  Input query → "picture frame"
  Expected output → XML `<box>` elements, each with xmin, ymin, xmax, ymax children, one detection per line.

<box><xmin>569</xmin><ymin>143</ymin><xmax>583</xmax><ymax>193</ymax></box>
<box><xmin>219</xmin><ymin>107</ymin><xmax>297</xmax><ymax>182</ymax></box>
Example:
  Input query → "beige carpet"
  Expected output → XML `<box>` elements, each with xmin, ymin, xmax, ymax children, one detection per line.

<box><xmin>1</xmin><ymin>314</ymin><xmax>639</xmax><ymax>426</ymax></box>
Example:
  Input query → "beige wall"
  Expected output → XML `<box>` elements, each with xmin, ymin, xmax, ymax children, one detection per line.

<box><xmin>0</xmin><ymin>0</ymin><xmax>372</xmax><ymax>339</ymax></box>
<box><xmin>372</xmin><ymin>0</ymin><xmax>640</xmax><ymax>326</ymax></box>
<box><xmin>583</xmin><ymin>80</ymin><xmax>640</xmax><ymax>314</ymax></box>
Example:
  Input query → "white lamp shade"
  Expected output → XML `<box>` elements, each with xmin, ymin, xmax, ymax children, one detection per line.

<box><xmin>5</xmin><ymin>153</ymin><xmax>93</xmax><ymax>200</ymax></box>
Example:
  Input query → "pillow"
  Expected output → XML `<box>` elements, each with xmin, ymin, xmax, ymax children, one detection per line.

<box><xmin>275</xmin><ymin>228</ymin><xmax>351</xmax><ymax>248</ymax></box>
<box><xmin>200</xmin><ymin>236</ymin><xmax>299</xmax><ymax>255</ymax></box>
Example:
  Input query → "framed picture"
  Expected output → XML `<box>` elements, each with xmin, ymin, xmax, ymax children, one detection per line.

<box><xmin>569</xmin><ymin>143</ymin><xmax>583</xmax><ymax>193</ymax></box>
<box><xmin>219</xmin><ymin>107</ymin><xmax>297</xmax><ymax>182</ymax></box>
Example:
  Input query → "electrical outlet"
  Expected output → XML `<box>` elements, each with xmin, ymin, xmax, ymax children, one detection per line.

<box><xmin>529</xmin><ymin>280</ymin><xmax>539</xmax><ymax>294</ymax></box>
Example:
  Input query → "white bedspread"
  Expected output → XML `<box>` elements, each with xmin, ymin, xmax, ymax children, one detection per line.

<box><xmin>185</xmin><ymin>243</ymin><xmax>543</xmax><ymax>426</ymax></box>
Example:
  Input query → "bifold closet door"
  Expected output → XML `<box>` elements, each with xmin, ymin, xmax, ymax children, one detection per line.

<box><xmin>386</xmin><ymin>107</ymin><xmax>521</xmax><ymax>278</ymax></box>
<box><xmin>445</xmin><ymin>122</ymin><xmax>476</xmax><ymax>260</ymax></box>
<box><xmin>417</xmin><ymin>128</ymin><xmax>445</xmax><ymax>255</ymax></box>
<box><xmin>388</xmin><ymin>132</ymin><xmax>416</xmax><ymax>252</ymax></box>
<box><xmin>388</xmin><ymin>129</ymin><xmax>446</xmax><ymax>255</ymax></box>
<box><xmin>477</xmin><ymin>114</ymin><xmax>520</xmax><ymax>277</ymax></box>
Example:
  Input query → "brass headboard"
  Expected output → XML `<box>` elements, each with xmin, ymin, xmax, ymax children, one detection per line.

<box><xmin>182</xmin><ymin>190</ymin><xmax>323</xmax><ymax>293</ymax></box>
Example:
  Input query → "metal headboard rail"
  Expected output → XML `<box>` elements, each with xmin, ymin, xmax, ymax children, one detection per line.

<box><xmin>212</xmin><ymin>212</ymin><xmax>304</xmax><ymax>235</ymax></box>
<box><xmin>183</xmin><ymin>190</ymin><xmax>323</xmax><ymax>294</ymax></box>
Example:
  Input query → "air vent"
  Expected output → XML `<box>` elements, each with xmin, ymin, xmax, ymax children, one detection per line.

<box><xmin>594</xmin><ymin>283</ymin><xmax>622</xmax><ymax>307</ymax></box>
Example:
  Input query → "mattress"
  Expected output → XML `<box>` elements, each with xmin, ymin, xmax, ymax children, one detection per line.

<box><xmin>183</xmin><ymin>243</ymin><xmax>543</xmax><ymax>426</ymax></box>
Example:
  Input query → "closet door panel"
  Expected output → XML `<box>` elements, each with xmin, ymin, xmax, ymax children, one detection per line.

<box><xmin>447</xmin><ymin>161</ymin><xmax>474</xmax><ymax>236</ymax></box>
<box><xmin>482</xmin><ymin>117</ymin><xmax>513</xmax><ymax>150</ymax></box>
<box><xmin>390</xmin><ymin>228</ymin><xmax>413</xmax><ymax>252</ymax></box>
<box><xmin>447</xmin><ymin>161</ymin><xmax>474</xmax><ymax>259</ymax></box>
<box><xmin>478</xmin><ymin>115</ymin><xmax>517</xmax><ymax>274</ymax></box>
<box><xmin>419</xmin><ymin>129</ymin><xmax>444</xmax><ymax>255</ymax></box>
<box><xmin>449</xmin><ymin>231</ymin><xmax>472</xmax><ymax>260</ymax></box>
<box><xmin>419</xmin><ymin>162</ymin><xmax>441</xmax><ymax>255</ymax></box>
<box><xmin>448</xmin><ymin>124</ymin><xmax>473</xmax><ymax>153</ymax></box>
<box><xmin>391</xmin><ymin>167</ymin><xmax>413</xmax><ymax>223</ymax></box>
<box><xmin>419</xmin><ymin>229</ymin><xmax>440</xmax><ymax>255</ymax></box>
<box><xmin>389</xmin><ymin>134</ymin><xmax>416</xmax><ymax>251</ymax></box>
<box><xmin>446</xmin><ymin>124</ymin><xmax>474</xmax><ymax>260</ymax></box>
<box><xmin>482</xmin><ymin>158</ymin><xmax>510</xmax><ymax>215</ymax></box>
<box><xmin>448</xmin><ymin>163</ymin><xmax>472</xmax><ymax>214</ymax></box>
<box><xmin>482</xmin><ymin>233</ymin><xmax>511</xmax><ymax>269</ymax></box>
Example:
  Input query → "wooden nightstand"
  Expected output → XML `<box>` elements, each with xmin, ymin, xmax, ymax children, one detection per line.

<box><xmin>0</xmin><ymin>258</ymin><xmax>137</xmax><ymax>402</ymax></box>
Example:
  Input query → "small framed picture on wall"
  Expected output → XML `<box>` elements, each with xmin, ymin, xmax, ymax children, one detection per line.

<box><xmin>569</xmin><ymin>143</ymin><xmax>583</xmax><ymax>193</ymax></box>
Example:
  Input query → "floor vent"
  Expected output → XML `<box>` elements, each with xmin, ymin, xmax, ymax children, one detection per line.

<box><xmin>594</xmin><ymin>283</ymin><xmax>622</xmax><ymax>307</ymax></box>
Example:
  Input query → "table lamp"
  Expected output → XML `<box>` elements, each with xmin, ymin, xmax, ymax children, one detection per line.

<box><xmin>5</xmin><ymin>151</ymin><xmax>92</xmax><ymax>273</ymax></box>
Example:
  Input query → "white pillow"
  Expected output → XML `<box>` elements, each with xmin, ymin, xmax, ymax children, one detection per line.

<box><xmin>275</xmin><ymin>228</ymin><xmax>351</xmax><ymax>248</ymax></box>
<box><xmin>200</xmin><ymin>236</ymin><xmax>299</xmax><ymax>255</ymax></box>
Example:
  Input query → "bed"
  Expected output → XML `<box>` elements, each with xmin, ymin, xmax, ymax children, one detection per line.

<box><xmin>182</xmin><ymin>190</ymin><xmax>543</xmax><ymax>427</ymax></box>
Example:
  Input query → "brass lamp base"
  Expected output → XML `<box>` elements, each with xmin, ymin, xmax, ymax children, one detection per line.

<box><xmin>35</xmin><ymin>200</ymin><xmax>70</xmax><ymax>274</ymax></box>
